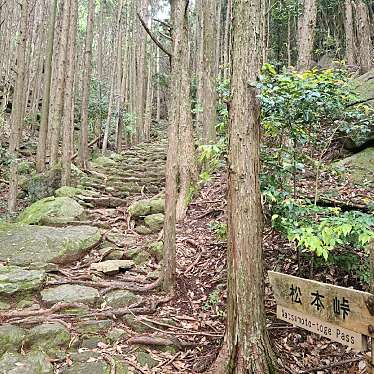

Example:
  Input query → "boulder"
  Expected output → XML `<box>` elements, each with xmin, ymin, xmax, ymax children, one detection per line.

<box><xmin>354</xmin><ymin>69</ymin><xmax>374</xmax><ymax>107</ymax></box>
<box><xmin>27</xmin><ymin>166</ymin><xmax>62</xmax><ymax>202</ymax></box>
<box><xmin>24</xmin><ymin>323</ymin><xmax>70</xmax><ymax>355</ymax></box>
<box><xmin>0</xmin><ymin>266</ymin><xmax>46</xmax><ymax>295</ymax></box>
<box><xmin>0</xmin><ymin>352</ymin><xmax>53</xmax><ymax>374</ymax></box>
<box><xmin>0</xmin><ymin>224</ymin><xmax>101</xmax><ymax>267</ymax></box>
<box><xmin>55</xmin><ymin>186</ymin><xmax>83</xmax><ymax>198</ymax></box>
<box><xmin>336</xmin><ymin>148</ymin><xmax>374</xmax><ymax>185</ymax></box>
<box><xmin>144</xmin><ymin>213</ymin><xmax>164</xmax><ymax>232</ymax></box>
<box><xmin>103</xmin><ymin>290</ymin><xmax>142</xmax><ymax>308</ymax></box>
<box><xmin>0</xmin><ymin>325</ymin><xmax>26</xmax><ymax>356</ymax></box>
<box><xmin>41</xmin><ymin>284</ymin><xmax>100</xmax><ymax>306</ymax></box>
<box><xmin>149</xmin><ymin>198</ymin><xmax>165</xmax><ymax>214</ymax></box>
<box><xmin>18</xmin><ymin>196</ymin><xmax>84</xmax><ymax>225</ymax></box>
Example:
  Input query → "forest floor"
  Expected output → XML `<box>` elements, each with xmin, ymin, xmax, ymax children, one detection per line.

<box><xmin>0</xmin><ymin>137</ymin><xmax>373</xmax><ymax>374</ymax></box>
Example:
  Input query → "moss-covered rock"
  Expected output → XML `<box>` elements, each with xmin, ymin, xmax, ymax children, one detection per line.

<box><xmin>0</xmin><ymin>224</ymin><xmax>101</xmax><ymax>267</ymax></box>
<box><xmin>134</xmin><ymin>225</ymin><xmax>153</xmax><ymax>235</ymax></box>
<box><xmin>128</xmin><ymin>200</ymin><xmax>151</xmax><ymax>217</ymax></box>
<box><xmin>24</xmin><ymin>323</ymin><xmax>70</xmax><ymax>355</ymax></box>
<box><xmin>136</xmin><ymin>351</ymin><xmax>159</xmax><ymax>369</ymax></box>
<box><xmin>144</xmin><ymin>213</ymin><xmax>164</xmax><ymax>232</ymax></box>
<box><xmin>92</xmin><ymin>156</ymin><xmax>116</xmax><ymax>167</ymax></box>
<box><xmin>41</xmin><ymin>285</ymin><xmax>100</xmax><ymax>306</ymax></box>
<box><xmin>148</xmin><ymin>241</ymin><xmax>164</xmax><ymax>262</ymax></box>
<box><xmin>0</xmin><ymin>352</ymin><xmax>53</xmax><ymax>374</ymax></box>
<box><xmin>27</xmin><ymin>166</ymin><xmax>62</xmax><ymax>202</ymax></box>
<box><xmin>77</xmin><ymin>320</ymin><xmax>112</xmax><ymax>335</ymax></box>
<box><xmin>149</xmin><ymin>198</ymin><xmax>165</xmax><ymax>214</ymax></box>
<box><xmin>61</xmin><ymin>361</ymin><xmax>110</xmax><ymax>374</ymax></box>
<box><xmin>0</xmin><ymin>325</ymin><xmax>26</xmax><ymax>356</ymax></box>
<box><xmin>18</xmin><ymin>196</ymin><xmax>85</xmax><ymax>225</ymax></box>
<box><xmin>55</xmin><ymin>186</ymin><xmax>84</xmax><ymax>198</ymax></box>
<box><xmin>0</xmin><ymin>266</ymin><xmax>46</xmax><ymax>295</ymax></box>
<box><xmin>336</xmin><ymin>148</ymin><xmax>374</xmax><ymax>185</ymax></box>
<box><xmin>103</xmin><ymin>290</ymin><xmax>142</xmax><ymax>308</ymax></box>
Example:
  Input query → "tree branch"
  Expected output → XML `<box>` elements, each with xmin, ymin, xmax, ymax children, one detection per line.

<box><xmin>137</xmin><ymin>13</ymin><xmax>172</xmax><ymax>58</ymax></box>
<box><xmin>152</xmin><ymin>18</ymin><xmax>171</xmax><ymax>30</ymax></box>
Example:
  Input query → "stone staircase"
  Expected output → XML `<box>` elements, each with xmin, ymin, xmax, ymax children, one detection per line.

<box><xmin>80</xmin><ymin>140</ymin><xmax>167</xmax><ymax>200</ymax></box>
<box><xmin>0</xmin><ymin>139</ymin><xmax>173</xmax><ymax>373</ymax></box>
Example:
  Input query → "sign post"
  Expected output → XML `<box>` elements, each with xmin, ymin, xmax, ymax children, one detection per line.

<box><xmin>269</xmin><ymin>271</ymin><xmax>374</xmax><ymax>356</ymax></box>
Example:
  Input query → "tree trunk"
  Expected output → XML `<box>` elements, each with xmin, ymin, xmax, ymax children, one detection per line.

<box><xmin>200</xmin><ymin>0</ymin><xmax>217</xmax><ymax>143</ymax></box>
<box><xmin>297</xmin><ymin>0</ymin><xmax>317</xmax><ymax>71</ymax></box>
<box><xmin>102</xmin><ymin>0</ymin><xmax>123</xmax><ymax>154</ymax></box>
<box><xmin>135</xmin><ymin>0</ymin><xmax>150</xmax><ymax>143</ymax></box>
<box><xmin>162</xmin><ymin>0</ymin><xmax>188</xmax><ymax>292</ymax></box>
<box><xmin>61</xmin><ymin>0</ymin><xmax>77</xmax><ymax>186</ymax></box>
<box><xmin>49</xmin><ymin>0</ymin><xmax>71</xmax><ymax>167</ymax></box>
<box><xmin>79</xmin><ymin>0</ymin><xmax>95</xmax><ymax>169</ymax></box>
<box><xmin>356</xmin><ymin>0</ymin><xmax>372</xmax><ymax>74</ymax></box>
<box><xmin>210</xmin><ymin>0</ymin><xmax>276</xmax><ymax>372</ymax></box>
<box><xmin>8</xmin><ymin>0</ymin><xmax>28</xmax><ymax>212</ymax></box>
<box><xmin>344</xmin><ymin>0</ymin><xmax>355</xmax><ymax>67</ymax></box>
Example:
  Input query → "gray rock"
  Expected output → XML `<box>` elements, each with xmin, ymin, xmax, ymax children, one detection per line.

<box><xmin>0</xmin><ymin>325</ymin><xmax>26</xmax><ymax>356</ymax></box>
<box><xmin>144</xmin><ymin>213</ymin><xmax>164</xmax><ymax>232</ymax></box>
<box><xmin>136</xmin><ymin>351</ymin><xmax>159</xmax><ymax>369</ymax></box>
<box><xmin>18</xmin><ymin>196</ymin><xmax>84</xmax><ymax>225</ymax></box>
<box><xmin>24</xmin><ymin>323</ymin><xmax>70</xmax><ymax>355</ymax></box>
<box><xmin>41</xmin><ymin>285</ymin><xmax>100</xmax><ymax>306</ymax></box>
<box><xmin>0</xmin><ymin>266</ymin><xmax>46</xmax><ymax>295</ymax></box>
<box><xmin>62</xmin><ymin>361</ymin><xmax>110</xmax><ymax>374</ymax></box>
<box><xmin>77</xmin><ymin>320</ymin><xmax>112</xmax><ymax>335</ymax></box>
<box><xmin>134</xmin><ymin>225</ymin><xmax>153</xmax><ymax>235</ymax></box>
<box><xmin>335</xmin><ymin>148</ymin><xmax>374</xmax><ymax>185</ymax></box>
<box><xmin>27</xmin><ymin>166</ymin><xmax>61</xmax><ymax>202</ymax></box>
<box><xmin>0</xmin><ymin>224</ymin><xmax>101</xmax><ymax>267</ymax></box>
<box><xmin>0</xmin><ymin>352</ymin><xmax>53</xmax><ymax>374</ymax></box>
<box><xmin>80</xmin><ymin>336</ymin><xmax>103</xmax><ymax>349</ymax></box>
<box><xmin>107</xmin><ymin>328</ymin><xmax>128</xmax><ymax>343</ymax></box>
<box><xmin>90</xmin><ymin>260</ymin><xmax>134</xmax><ymax>274</ymax></box>
<box><xmin>103</xmin><ymin>290</ymin><xmax>142</xmax><ymax>308</ymax></box>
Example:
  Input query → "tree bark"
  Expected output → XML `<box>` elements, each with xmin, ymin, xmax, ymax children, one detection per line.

<box><xmin>297</xmin><ymin>0</ymin><xmax>317</xmax><ymax>71</ymax></box>
<box><xmin>61</xmin><ymin>0</ymin><xmax>77</xmax><ymax>186</ymax></box>
<box><xmin>200</xmin><ymin>0</ymin><xmax>217</xmax><ymax>143</ymax></box>
<box><xmin>356</xmin><ymin>0</ymin><xmax>372</xmax><ymax>74</ymax></box>
<box><xmin>162</xmin><ymin>0</ymin><xmax>188</xmax><ymax>292</ymax></box>
<box><xmin>49</xmin><ymin>0</ymin><xmax>71</xmax><ymax>167</ymax></box>
<box><xmin>209</xmin><ymin>0</ymin><xmax>276</xmax><ymax>372</ymax></box>
<box><xmin>79</xmin><ymin>0</ymin><xmax>95</xmax><ymax>169</ymax></box>
<box><xmin>8</xmin><ymin>0</ymin><xmax>28</xmax><ymax>212</ymax></box>
<box><xmin>344</xmin><ymin>0</ymin><xmax>355</xmax><ymax>68</ymax></box>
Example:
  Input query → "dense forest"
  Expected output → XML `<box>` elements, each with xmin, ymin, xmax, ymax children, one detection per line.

<box><xmin>0</xmin><ymin>0</ymin><xmax>373</xmax><ymax>373</ymax></box>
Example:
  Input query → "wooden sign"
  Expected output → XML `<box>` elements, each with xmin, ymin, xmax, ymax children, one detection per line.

<box><xmin>269</xmin><ymin>271</ymin><xmax>374</xmax><ymax>350</ymax></box>
<box><xmin>277</xmin><ymin>305</ymin><xmax>367</xmax><ymax>351</ymax></box>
